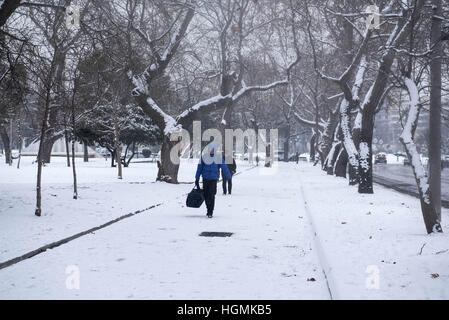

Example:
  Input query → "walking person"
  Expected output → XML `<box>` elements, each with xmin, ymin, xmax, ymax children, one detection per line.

<box><xmin>222</xmin><ymin>157</ymin><xmax>236</xmax><ymax>195</ymax></box>
<box><xmin>195</xmin><ymin>143</ymin><xmax>232</xmax><ymax>218</ymax></box>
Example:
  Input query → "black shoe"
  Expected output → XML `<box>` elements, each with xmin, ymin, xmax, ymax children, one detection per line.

<box><xmin>207</xmin><ymin>213</ymin><xmax>213</xmax><ymax>218</ymax></box>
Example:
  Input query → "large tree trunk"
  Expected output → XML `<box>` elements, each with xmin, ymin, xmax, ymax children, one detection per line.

<box><xmin>83</xmin><ymin>140</ymin><xmax>89</xmax><ymax>162</ymax></box>
<box><xmin>0</xmin><ymin>126</ymin><xmax>11</xmax><ymax>165</ymax></box>
<box><xmin>35</xmin><ymin>89</ymin><xmax>52</xmax><ymax>217</ymax></box>
<box><xmin>320</xmin><ymin>110</ymin><xmax>339</xmax><ymax>170</ymax></box>
<box><xmin>41</xmin><ymin>49</ymin><xmax>66</xmax><ymax>164</ymax></box>
<box><xmin>349</xmin><ymin>124</ymin><xmax>361</xmax><ymax>185</ymax></box>
<box><xmin>157</xmin><ymin>136</ymin><xmax>180</xmax><ymax>184</ymax></box>
<box><xmin>284</xmin><ymin>125</ymin><xmax>290</xmax><ymax>162</ymax></box>
<box><xmin>41</xmin><ymin>135</ymin><xmax>59</xmax><ymax>164</ymax></box>
<box><xmin>400</xmin><ymin>77</ymin><xmax>442</xmax><ymax>234</ymax></box>
<box><xmin>340</xmin><ymin>98</ymin><xmax>360</xmax><ymax>184</ymax></box>
<box><xmin>125</xmin><ymin>142</ymin><xmax>136</xmax><ymax>167</ymax></box>
<box><xmin>110</xmin><ymin>150</ymin><xmax>116</xmax><ymax>167</ymax></box>
<box><xmin>309</xmin><ymin>133</ymin><xmax>316</xmax><ymax>162</ymax></box>
<box><xmin>429</xmin><ymin>0</ymin><xmax>442</xmax><ymax>221</ymax></box>
<box><xmin>358</xmin><ymin>112</ymin><xmax>374</xmax><ymax>194</ymax></box>
<box><xmin>334</xmin><ymin>147</ymin><xmax>348</xmax><ymax>178</ymax></box>
<box><xmin>325</xmin><ymin>141</ymin><xmax>339</xmax><ymax>175</ymax></box>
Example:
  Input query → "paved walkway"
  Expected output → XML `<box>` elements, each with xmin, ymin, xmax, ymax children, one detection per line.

<box><xmin>0</xmin><ymin>164</ymin><xmax>329</xmax><ymax>299</ymax></box>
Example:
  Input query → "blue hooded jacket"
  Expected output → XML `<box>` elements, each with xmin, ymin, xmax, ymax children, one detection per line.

<box><xmin>195</xmin><ymin>143</ymin><xmax>232</xmax><ymax>181</ymax></box>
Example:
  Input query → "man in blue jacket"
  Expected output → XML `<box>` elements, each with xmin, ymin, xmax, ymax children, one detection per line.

<box><xmin>195</xmin><ymin>143</ymin><xmax>232</xmax><ymax>218</ymax></box>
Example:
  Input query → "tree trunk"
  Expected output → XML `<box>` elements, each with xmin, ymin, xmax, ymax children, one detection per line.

<box><xmin>320</xmin><ymin>110</ymin><xmax>339</xmax><ymax>170</ymax></box>
<box><xmin>0</xmin><ymin>126</ymin><xmax>11</xmax><ymax>165</ymax></box>
<box><xmin>110</xmin><ymin>150</ymin><xmax>116</xmax><ymax>167</ymax></box>
<box><xmin>83</xmin><ymin>140</ymin><xmax>89</xmax><ymax>162</ymax></box>
<box><xmin>340</xmin><ymin>98</ymin><xmax>360</xmax><ymax>184</ymax></box>
<box><xmin>114</xmin><ymin>124</ymin><xmax>122</xmax><ymax>180</ymax></box>
<box><xmin>349</xmin><ymin>121</ymin><xmax>361</xmax><ymax>185</ymax></box>
<box><xmin>16</xmin><ymin>121</ymin><xmax>22</xmax><ymax>169</ymax></box>
<box><xmin>400</xmin><ymin>77</ymin><xmax>442</xmax><ymax>234</ymax></box>
<box><xmin>157</xmin><ymin>135</ymin><xmax>180</xmax><ymax>183</ymax></box>
<box><xmin>112</xmin><ymin>99</ymin><xmax>123</xmax><ymax>180</ymax></box>
<box><xmin>265</xmin><ymin>132</ymin><xmax>272</xmax><ymax>168</ymax></box>
<box><xmin>35</xmin><ymin>91</ymin><xmax>52</xmax><ymax>217</ymax></box>
<box><xmin>125</xmin><ymin>142</ymin><xmax>136</xmax><ymax>167</ymax></box>
<box><xmin>327</xmin><ymin>142</ymin><xmax>341</xmax><ymax>175</ymax></box>
<box><xmin>310</xmin><ymin>134</ymin><xmax>316</xmax><ymax>162</ymax></box>
<box><xmin>65</xmin><ymin>130</ymin><xmax>71</xmax><ymax>167</ymax></box>
<box><xmin>334</xmin><ymin>147</ymin><xmax>348</xmax><ymax>178</ymax></box>
<box><xmin>71</xmin><ymin>97</ymin><xmax>78</xmax><ymax>200</ymax></box>
<box><xmin>41</xmin><ymin>136</ymin><xmax>58</xmax><ymax>164</ymax></box>
<box><xmin>71</xmin><ymin>140</ymin><xmax>78</xmax><ymax>199</ymax></box>
<box><xmin>284</xmin><ymin>125</ymin><xmax>290</xmax><ymax>162</ymax></box>
<box><xmin>429</xmin><ymin>0</ymin><xmax>442</xmax><ymax>221</ymax></box>
<box><xmin>358</xmin><ymin>113</ymin><xmax>374</xmax><ymax>194</ymax></box>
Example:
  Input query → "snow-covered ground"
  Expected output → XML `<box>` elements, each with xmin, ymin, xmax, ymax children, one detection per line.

<box><xmin>298</xmin><ymin>164</ymin><xmax>449</xmax><ymax>299</ymax></box>
<box><xmin>0</xmin><ymin>158</ymin><xmax>448</xmax><ymax>299</ymax></box>
<box><xmin>0</xmin><ymin>158</ymin><xmax>328</xmax><ymax>299</ymax></box>
<box><xmin>0</xmin><ymin>156</ymin><xmax>199</xmax><ymax>263</ymax></box>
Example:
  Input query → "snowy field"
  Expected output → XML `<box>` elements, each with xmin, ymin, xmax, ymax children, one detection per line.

<box><xmin>0</xmin><ymin>158</ymin><xmax>448</xmax><ymax>299</ymax></box>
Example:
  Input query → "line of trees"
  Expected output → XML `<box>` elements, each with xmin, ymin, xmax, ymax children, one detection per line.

<box><xmin>1</xmin><ymin>0</ymin><xmax>448</xmax><ymax>233</ymax></box>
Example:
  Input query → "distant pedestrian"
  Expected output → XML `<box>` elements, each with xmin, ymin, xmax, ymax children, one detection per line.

<box><xmin>195</xmin><ymin>143</ymin><xmax>232</xmax><ymax>218</ymax></box>
<box><xmin>222</xmin><ymin>157</ymin><xmax>236</xmax><ymax>195</ymax></box>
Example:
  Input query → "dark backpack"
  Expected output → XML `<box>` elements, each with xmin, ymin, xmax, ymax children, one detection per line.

<box><xmin>186</xmin><ymin>188</ymin><xmax>205</xmax><ymax>208</ymax></box>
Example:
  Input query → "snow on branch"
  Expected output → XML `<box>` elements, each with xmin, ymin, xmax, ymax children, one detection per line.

<box><xmin>146</xmin><ymin>97</ymin><xmax>180</xmax><ymax>136</ymax></box>
<box><xmin>232</xmin><ymin>79</ymin><xmax>288</xmax><ymax>103</ymax></box>
<box><xmin>399</xmin><ymin>77</ymin><xmax>429</xmax><ymax>201</ymax></box>
<box><xmin>293</xmin><ymin>112</ymin><xmax>318</xmax><ymax>128</ymax></box>
<box><xmin>176</xmin><ymin>94</ymin><xmax>232</xmax><ymax>125</ymax></box>
<box><xmin>399</xmin><ymin>77</ymin><xmax>443</xmax><ymax>233</ymax></box>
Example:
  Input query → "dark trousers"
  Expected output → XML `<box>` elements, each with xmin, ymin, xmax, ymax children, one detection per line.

<box><xmin>222</xmin><ymin>176</ymin><xmax>232</xmax><ymax>194</ymax></box>
<box><xmin>203</xmin><ymin>179</ymin><xmax>217</xmax><ymax>214</ymax></box>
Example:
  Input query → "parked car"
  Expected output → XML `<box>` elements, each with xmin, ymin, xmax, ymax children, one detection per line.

<box><xmin>374</xmin><ymin>153</ymin><xmax>387</xmax><ymax>164</ymax></box>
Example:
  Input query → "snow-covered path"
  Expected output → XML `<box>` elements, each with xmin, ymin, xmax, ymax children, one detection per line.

<box><xmin>0</xmin><ymin>164</ymin><xmax>329</xmax><ymax>299</ymax></box>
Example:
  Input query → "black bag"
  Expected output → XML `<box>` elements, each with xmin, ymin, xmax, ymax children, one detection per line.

<box><xmin>186</xmin><ymin>188</ymin><xmax>205</xmax><ymax>208</ymax></box>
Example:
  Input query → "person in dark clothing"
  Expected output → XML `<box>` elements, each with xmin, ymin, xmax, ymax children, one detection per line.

<box><xmin>195</xmin><ymin>143</ymin><xmax>232</xmax><ymax>218</ymax></box>
<box><xmin>222</xmin><ymin>158</ymin><xmax>236</xmax><ymax>195</ymax></box>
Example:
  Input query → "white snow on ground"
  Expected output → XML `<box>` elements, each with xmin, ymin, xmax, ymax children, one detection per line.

<box><xmin>1</xmin><ymin>159</ymin><xmax>448</xmax><ymax>299</ymax></box>
<box><xmin>298</xmin><ymin>163</ymin><xmax>449</xmax><ymax>299</ymax></box>
<box><xmin>0</xmin><ymin>157</ymin><xmax>198</xmax><ymax>262</ymax></box>
<box><xmin>0</xmin><ymin>159</ymin><xmax>328</xmax><ymax>299</ymax></box>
